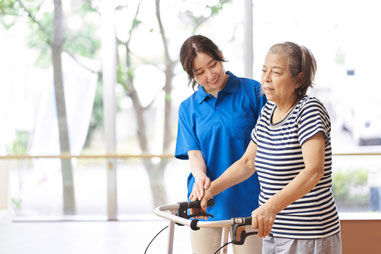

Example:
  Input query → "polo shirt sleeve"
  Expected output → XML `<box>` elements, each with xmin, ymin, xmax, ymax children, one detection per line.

<box><xmin>297</xmin><ymin>98</ymin><xmax>331</xmax><ymax>146</ymax></box>
<box><xmin>175</xmin><ymin>103</ymin><xmax>200</xmax><ymax>160</ymax></box>
<box><xmin>255</xmin><ymin>83</ymin><xmax>268</xmax><ymax>114</ymax></box>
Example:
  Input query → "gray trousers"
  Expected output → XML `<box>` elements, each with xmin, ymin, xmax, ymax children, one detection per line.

<box><xmin>262</xmin><ymin>233</ymin><xmax>342</xmax><ymax>254</ymax></box>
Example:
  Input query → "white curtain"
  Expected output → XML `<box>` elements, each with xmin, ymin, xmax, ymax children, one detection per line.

<box><xmin>26</xmin><ymin>54</ymin><xmax>99</xmax><ymax>212</ymax></box>
<box><xmin>30</xmin><ymin>54</ymin><xmax>99</xmax><ymax>156</ymax></box>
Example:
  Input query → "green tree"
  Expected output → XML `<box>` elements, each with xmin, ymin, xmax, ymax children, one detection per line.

<box><xmin>116</xmin><ymin>0</ymin><xmax>231</xmax><ymax>207</ymax></box>
<box><xmin>1</xmin><ymin>0</ymin><xmax>231</xmax><ymax>211</ymax></box>
<box><xmin>1</xmin><ymin>0</ymin><xmax>101</xmax><ymax>214</ymax></box>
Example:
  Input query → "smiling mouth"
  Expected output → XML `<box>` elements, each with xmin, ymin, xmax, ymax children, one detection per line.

<box><xmin>210</xmin><ymin>77</ymin><xmax>219</xmax><ymax>85</ymax></box>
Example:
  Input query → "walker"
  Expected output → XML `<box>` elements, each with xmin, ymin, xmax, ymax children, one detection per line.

<box><xmin>152</xmin><ymin>200</ymin><xmax>258</xmax><ymax>254</ymax></box>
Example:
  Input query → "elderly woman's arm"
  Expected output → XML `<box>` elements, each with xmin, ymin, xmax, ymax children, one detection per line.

<box><xmin>252</xmin><ymin>132</ymin><xmax>326</xmax><ymax>238</ymax></box>
<box><xmin>200</xmin><ymin>141</ymin><xmax>258</xmax><ymax>211</ymax></box>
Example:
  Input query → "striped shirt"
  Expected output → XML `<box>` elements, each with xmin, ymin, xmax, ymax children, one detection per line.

<box><xmin>251</xmin><ymin>96</ymin><xmax>340</xmax><ymax>239</ymax></box>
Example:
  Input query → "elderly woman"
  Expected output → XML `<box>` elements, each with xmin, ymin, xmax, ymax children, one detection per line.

<box><xmin>201</xmin><ymin>42</ymin><xmax>342</xmax><ymax>254</ymax></box>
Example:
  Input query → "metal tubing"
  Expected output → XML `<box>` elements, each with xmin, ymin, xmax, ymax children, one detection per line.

<box><xmin>167</xmin><ymin>219</ymin><xmax>175</xmax><ymax>254</ymax></box>
<box><xmin>221</xmin><ymin>226</ymin><xmax>230</xmax><ymax>254</ymax></box>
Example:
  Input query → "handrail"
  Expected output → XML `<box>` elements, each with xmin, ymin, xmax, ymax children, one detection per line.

<box><xmin>333</xmin><ymin>152</ymin><xmax>381</xmax><ymax>156</ymax></box>
<box><xmin>0</xmin><ymin>152</ymin><xmax>380</xmax><ymax>160</ymax></box>
<box><xmin>0</xmin><ymin>154</ymin><xmax>174</xmax><ymax>160</ymax></box>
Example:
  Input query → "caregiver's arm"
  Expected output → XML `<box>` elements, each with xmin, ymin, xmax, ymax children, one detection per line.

<box><xmin>200</xmin><ymin>141</ymin><xmax>257</xmax><ymax>210</ymax></box>
<box><xmin>188</xmin><ymin>150</ymin><xmax>210</xmax><ymax>200</ymax></box>
<box><xmin>252</xmin><ymin>132</ymin><xmax>325</xmax><ymax>237</ymax></box>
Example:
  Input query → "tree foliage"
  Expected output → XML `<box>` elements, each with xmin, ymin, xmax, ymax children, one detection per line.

<box><xmin>1</xmin><ymin>0</ymin><xmax>232</xmax><ymax>211</ymax></box>
<box><xmin>1</xmin><ymin>0</ymin><xmax>101</xmax><ymax>68</ymax></box>
<box><xmin>0</xmin><ymin>0</ymin><xmax>102</xmax><ymax>214</ymax></box>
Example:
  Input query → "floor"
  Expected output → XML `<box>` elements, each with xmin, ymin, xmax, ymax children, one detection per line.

<box><xmin>0</xmin><ymin>217</ymin><xmax>193</xmax><ymax>254</ymax></box>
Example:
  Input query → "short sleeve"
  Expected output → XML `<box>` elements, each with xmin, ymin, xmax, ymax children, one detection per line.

<box><xmin>251</xmin><ymin>102</ymin><xmax>268</xmax><ymax>145</ymax></box>
<box><xmin>175</xmin><ymin>103</ymin><xmax>200</xmax><ymax>160</ymax></box>
<box><xmin>297</xmin><ymin>98</ymin><xmax>331</xmax><ymax>146</ymax></box>
<box><xmin>251</xmin><ymin>126</ymin><xmax>258</xmax><ymax>145</ymax></box>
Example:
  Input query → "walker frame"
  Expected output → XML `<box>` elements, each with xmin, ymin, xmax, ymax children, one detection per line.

<box><xmin>154</xmin><ymin>200</ymin><xmax>257</xmax><ymax>254</ymax></box>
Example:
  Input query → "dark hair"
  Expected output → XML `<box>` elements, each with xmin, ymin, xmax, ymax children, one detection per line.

<box><xmin>180</xmin><ymin>35</ymin><xmax>225</xmax><ymax>90</ymax></box>
<box><xmin>268</xmin><ymin>42</ymin><xmax>317</xmax><ymax>100</ymax></box>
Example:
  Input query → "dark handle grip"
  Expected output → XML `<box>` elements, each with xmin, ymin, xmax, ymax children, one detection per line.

<box><xmin>234</xmin><ymin>216</ymin><xmax>252</xmax><ymax>225</ymax></box>
<box><xmin>182</xmin><ymin>199</ymin><xmax>215</xmax><ymax>209</ymax></box>
<box><xmin>243</xmin><ymin>216</ymin><xmax>252</xmax><ymax>225</ymax></box>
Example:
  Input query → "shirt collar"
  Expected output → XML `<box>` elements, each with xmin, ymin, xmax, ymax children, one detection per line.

<box><xmin>195</xmin><ymin>71</ymin><xmax>238</xmax><ymax>104</ymax></box>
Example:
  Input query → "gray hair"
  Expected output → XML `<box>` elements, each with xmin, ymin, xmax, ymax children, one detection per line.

<box><xmin>268</xmin><ymin>42</ymin><xmax>317</xmax><ymax>99</ymax></box>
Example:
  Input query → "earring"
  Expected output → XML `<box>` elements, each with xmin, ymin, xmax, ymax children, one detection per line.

<box><xmin>295</xmin><ymin>87</ymin><xmax>301</xmax><ymax>96</ymax></box>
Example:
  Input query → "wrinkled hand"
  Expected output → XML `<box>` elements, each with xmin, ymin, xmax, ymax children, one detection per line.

<box><xmin>188</xmin><ymin>175</ymin><xmax>210</xmax><ymax>220</ymax></box>
<box><xmin>251</xmin><ymin>204</ymin><xmax>277</xmax><ymax>238</ymax></box>
<box><xmin>199</xmin><ymin>188</ymin><xmax>214</xmax><ymax>215</ymax></box>
<box><xmin>188</xmin><ymin>192</ymin><xmax>208</xmax><ymax>220</ymax></box>
<box><xmin>192</xmin><ymin>175</ymin><xmax>211</xmax><ymax>201</ymax></box>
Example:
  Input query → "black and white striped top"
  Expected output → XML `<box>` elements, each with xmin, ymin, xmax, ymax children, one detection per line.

<box><xmin>251</xmin><ymin>96</ymin><xmax>340</xmax><ymax>239</ymax></box>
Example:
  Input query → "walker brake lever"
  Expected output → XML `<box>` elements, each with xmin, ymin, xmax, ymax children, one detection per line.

<box><xmin>232</xmin><ymin>217</ymin><xmax>258</xmax><ymax>245</ymax></box>
<box><xmin>176</xmin><ymin>199</ymin><xmax>215</xmax><ymax>221</ymax></box>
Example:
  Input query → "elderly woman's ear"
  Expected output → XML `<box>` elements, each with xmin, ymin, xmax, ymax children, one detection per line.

<box><xmin>296</xmin><ymin>72</ymin><xmax>304</xmax><ymax>87</ymax></box>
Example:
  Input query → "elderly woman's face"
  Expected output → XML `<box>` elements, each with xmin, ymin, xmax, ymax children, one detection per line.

<box><xmin>261</xmin><ymin>53</ymin><xmax>299</xmax><ymax>105</ymax></box>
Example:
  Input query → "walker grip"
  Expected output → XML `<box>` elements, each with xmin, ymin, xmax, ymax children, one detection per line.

<box><xmin>187</xmin><ymin>199</ymin><xmax>215</xmax><ymax>209</ymax></box>
<box><xmin>176</xmin><ymin>199</ymin><xmax>215</xmax><ymax>220</ymax></box>
<box><xmin>233</xmin><ymin>216</ymin><xmax>252</xmax><ymax>225</ymax></box>
<box><xmin>232</xmin><ymin>217</ymin><xmax>257</xmax><ymax>245</ymax></box>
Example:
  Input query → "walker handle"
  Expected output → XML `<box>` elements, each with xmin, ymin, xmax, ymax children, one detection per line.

<box><xmin>182</xmin><ymin>199</ymin><xmax>215</xmax><ymax>209</ymax></box>
<box><xmin>176</xmin><ymin>199</ymin><xmax>215</xmax><ymax>220</ymax></box>
<box><xmin>232</xmin><ymin>216</ymin><xmax>257</xmax><ymax>245</ymax></box>
<box><xmin>233</xmin><ymin>216</ymin><xmax>252</xmax><ymax>225</ymax></box>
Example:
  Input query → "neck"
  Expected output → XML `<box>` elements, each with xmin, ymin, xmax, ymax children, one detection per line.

<box><xmin>276</xmin><ymin>95</ymin><xmax>299</xmax><ymax>115</ymax></box>
<box><xmin>209</xmin><ymin>90</ymin><xmax>218</xmax><ymax>98</ymax></box>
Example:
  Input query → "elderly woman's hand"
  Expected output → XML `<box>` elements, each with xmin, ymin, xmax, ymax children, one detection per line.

<box><xmin>188</xmin><ymin>177</ymin><xmax>210</xmax><ymax>220</ymax></box>
<box><xmin>188</xmin><ymin>192</ymin><xmax>208</xmax><ymax>220</ymax></box>
<box><xmin>251</xmin><ymin>204</ymin><xmax>277</xmax><ymax>238</ymax></box>
<box><xmin>199</xmin><ymin>188</ymin><xmax>214</xmax><ymax>215</ymax></box>
<box><xmin>191</xmin><ymin>175</ymin><xmax>211</xmax><ymax>201</ymax></box>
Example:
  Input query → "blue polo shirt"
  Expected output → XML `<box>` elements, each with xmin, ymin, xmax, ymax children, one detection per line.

<box><xmin>175</xmin><ymin>71</ymin><xmax>267</xmax><ymax>220</ymax></box>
